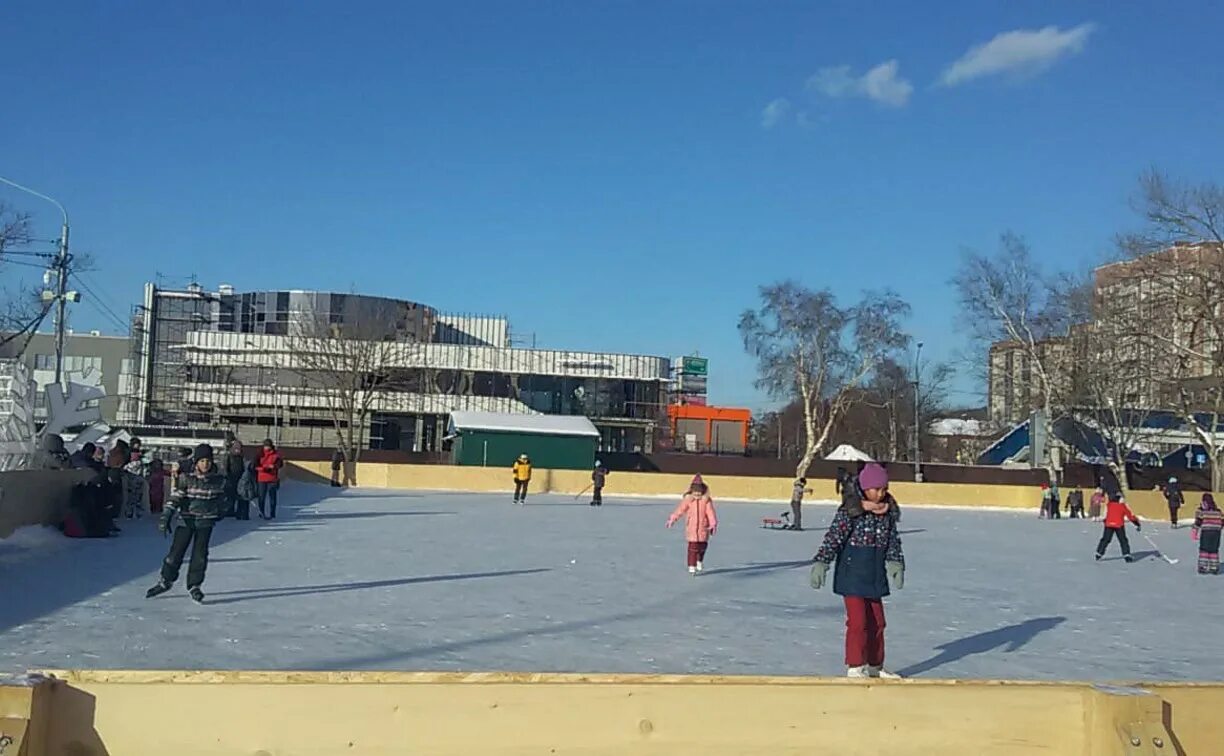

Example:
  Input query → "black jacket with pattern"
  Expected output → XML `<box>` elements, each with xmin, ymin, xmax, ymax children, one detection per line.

<box><xmin>169</xmin><ymin>466</ymin><xmax>228</xmax><ymax>520</ymax></box>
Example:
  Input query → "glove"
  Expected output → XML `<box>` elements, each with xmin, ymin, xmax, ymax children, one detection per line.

<box><xmin>708</xmin><ymin>528</ymin><xmax>716</xmax><ymax>538</ymax></box>
<box><xmin>886</xmin><ymin>561</ymin><xmax>905</xmax><ymax>590</ymax></box>
<box><xmin>1193</xmin><ymin>527</ymin><xmax>1200</xmax><ymax>541</ymax></box>
<box><xmin>157</xmin><ymin>510</ymin><xmax>172</xmax><ymax>535</ymax></box>
<box><xmin>1134</xmin><ymin>521</ymin><xmax>1142</xmax><ymax>531</ymax></box>
<box><xmin>809</xmin><ymin>561</ymin><xmax>829</xmax><ymax>590</ymax></box>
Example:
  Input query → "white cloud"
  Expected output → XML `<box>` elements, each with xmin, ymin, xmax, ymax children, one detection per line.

<box><xmin>760</xmin><ymin>97</ymin><xmax>792</xmax><ymax>128</ymax></box>
<box><xmin>939</xmin><ymin>23</ymin><xmax>1095</xmax><ymax>86</ymax></box>
<box><xmin>806</xmin><ymin>60</ymin><xmax>912</xmax><ymax>107</ymax></box>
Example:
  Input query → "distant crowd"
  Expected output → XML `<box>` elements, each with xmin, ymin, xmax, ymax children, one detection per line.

<box><xmin>34</xmin><ymin>432</ymin><xmax>287</xmax><ymax>538</ymax></box>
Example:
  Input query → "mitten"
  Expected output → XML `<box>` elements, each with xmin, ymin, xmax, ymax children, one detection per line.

<box><xmin>1134</xmin><ymin>521</ymin><xmax>1142</xmax><ymax>531</ymax></box>
<box><xmin>886</xmin><ymin>561</ymin><xmax>905</xmax><ymax>590</ymax></box>
<box><xmin>1192</xmin><ymin>527</ymin><xmax>1200</xmax><ymax>541</ymax></box>
<box><xmin>157</xmin><ymin>509</ymin><xmax>172</xmax><ymax>535</ymax></box>
<box><xmin>809</xmin><ymin>561</ymin><xmax>829</xmax><ymax>590</ymax></box>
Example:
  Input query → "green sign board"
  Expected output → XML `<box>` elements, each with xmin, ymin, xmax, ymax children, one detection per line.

<box><xmin>681</xmin><ymin>356</ymin><xmax>708</xmax><ymax>376</ymax></box>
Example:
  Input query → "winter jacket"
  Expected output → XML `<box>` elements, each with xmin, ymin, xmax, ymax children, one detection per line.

<box><xmin>791</xmin><ymin>481</ymin><xmax>806</xmax><ymax>504</ymax></box>
<box><xmin>1165</xmin><ymin>485</ymin><xmax>1184</xmax><ymax>508</ymax></box>
<box><xmin>1104</xmin><ymin>500</ymin><xmax>1141</xmax><ymax>529</ymax></box>
<box><xmin>512</xmin><ymin>460</ymin><xmax>532</xmax><ymax>482</ymax></box>
<box><xmin>667</xmin><ymin>494</ymin><xmax>718</xmax><ymax>543</ymax></box>
<box><xmin>331</xmin><ymin>449</ymin><xmax>346</xmax><ymax>471</ymax></box>
<box><xmin>167</xmin><ymin>466</ymin><xmax>228</xmax><ymax>520</ymax></box>
<box><xmin>592</xmin><ymin>466</ymin><xmax>607</xmax><ymax>487</ymax></box>
<box><xmin>148</xmin><ymin>469</ymin><xmax>167</xmax><ymax>512</ymax></box>
<box><xmin>237</xmin><ymin>462</ymin><xmax>258</xmax><ymax>501</ymax></box>
<box><xmin>256</xmin><ymin>448</ymin><xmax>283</xmax><ymax>484</ymax></box>
<box><xmin>221</xmin><ymin>451</ymin><xmax>246</xmax><ymax>491</ymax></box>
<box><xmin>1193</xmin><ymin>505</ymin><xmax>1223</xmax><ymax>538</ymax></box>
<box><xmin>814</xmin><ymin>506</ymin><xmax>904</xmax><ymax>600</ymax></box>
<box><xmin>1089</xmin><ymin>492</ymin><xmax>1106</xmax><ymax>515</ymax></box>
<box><xmin>33</xmin><ymin>433</ymin><xmax>70</xmax><ymax>470</ymax></box>
<box><xmin>124</xmin><ymin>450</ymin><xmax>148</xmax><ymax>478</ymax></box>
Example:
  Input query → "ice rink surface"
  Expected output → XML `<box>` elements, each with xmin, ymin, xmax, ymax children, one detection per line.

<box><xmin>1</xmin><ymin>484</ymin><xmax>1217</xmax><ymax>680</ymax></box>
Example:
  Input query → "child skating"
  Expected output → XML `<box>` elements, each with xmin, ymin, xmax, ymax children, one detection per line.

<box><xmin>810</xmin><ymin>463</ymin><xmax>904</xmax><ymax>679</ymax></box>
<box><xmin>788</xmin><ymin>477</ymin><xmax>814</xmax><ymax>530</ymax></box>
<box><xmin>512</xmin><ymin>453</ymin><xmax>532</xmax><ymax>504</ymax></box>
<box><xmin>1088</xmin><ymin>487</ymin><xmax>1105</xmax><ymax>521</ymax></box>
<box><xmin>666</xmin><ymin>475</ymin><xmax>717</xmax><ymax>575</ymax></box>
<box><xmin>1164</xmin><ymin>477</ymin><xmax>1184</xmax><ymax>528</ymax></box>
<box><xmin>1095</xmin><ymin>491</ymin><xmax>1141</xmax><ymax>563</ymax></box>
<box><xmin>1193</xmin><ymin>493</ymin><xmax>1223</xmax><ymax>575</ymax></box>
<box><xmin>146</xmin><ymin>444</ymin><xmax>227</xmax><ymax>603</ymax></box>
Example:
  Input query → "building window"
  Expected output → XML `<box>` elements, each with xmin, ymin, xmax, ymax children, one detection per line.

<box><xmin>34</xmin><ymin>354</ymin><xmax>54</xmax><ymax>370</ymax></box>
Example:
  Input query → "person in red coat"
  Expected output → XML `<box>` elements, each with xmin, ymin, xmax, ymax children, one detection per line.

<box><xmin>256</xmin><ymin>439</ymin><xmax>284</xmax><ymax>519</ymax></box>
<box><xmin>1095</xmin><ymin>492</ymin><xmax>1141</xmax><ymax>563</ymax></box>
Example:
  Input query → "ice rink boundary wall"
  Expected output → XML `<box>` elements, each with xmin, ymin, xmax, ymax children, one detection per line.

<box><xmin>286</xmin><ymin>461</ymin><xmax>1194</xmax><ymax>522</ymax></box>
<box><xmin>1</xmin><ymin>670</ymin><xmax>1219</xmax><ymax>755</ymax></box>
<box><xmin>0</xmin><ymin>469</ymin><xmax>96</xmax><ymax>538</ymax></box>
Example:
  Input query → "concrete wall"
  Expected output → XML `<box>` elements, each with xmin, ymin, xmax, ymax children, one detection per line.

<box><xmin>281</xmin><ymin>461</ymin><xmax>1200</xmax><ymax>521</ymax></box>
<box><xmin>0</xmin><ymin>468</ymin><xmax>95</xmax><ymax>538</ymax></box>
<box><xmin>3</xmin><ymin>670</ymin><xmax>1218</xmax><ymax>755</ymax></box>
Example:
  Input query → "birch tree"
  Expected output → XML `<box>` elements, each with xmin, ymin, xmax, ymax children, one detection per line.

<box><xmin>1114</xmin><ymin>170</ymin><xmax>1224</xmax><ymax>487</ymax></box>
<box><xmin>739</xmin><ymin>281</ymin><xmax>910</xmax><ymax>477</ymax></box>
<box><xmin>286</xmin><ymin>307</ymin><xmax>411</xmax><ymax>465</ymax></box>
<box><xmin>952</xmin><ymin>233</ymin><xmax>1081</xmax><ymax>477</ymax></box>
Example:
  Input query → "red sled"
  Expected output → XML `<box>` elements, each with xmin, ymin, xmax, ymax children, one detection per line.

<box><xmin>761</xmin><ymin>517</ymin><xmax>786</xmax><ymax>529</ymax></box>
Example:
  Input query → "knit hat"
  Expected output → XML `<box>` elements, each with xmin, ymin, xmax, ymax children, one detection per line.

<box><xmin>193</xmin><ymin>443</ymin><xmax>214</xmax><ymax>462</ymax></box>
<box><xmin>691</xmin><ymin>474</ymin><xmax>704</xmax><ymax>487</ymax></box>
<box><xmin>858</xmin><ymin>463</ymin><xmax>889</xmax><ymax>491</ymax></box>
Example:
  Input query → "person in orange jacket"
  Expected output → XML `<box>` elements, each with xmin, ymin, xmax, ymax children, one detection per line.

<box><xmin>1095</xmin><ymin>492</ymin><xmax>1141</xmax><ymax>563</ymax></box>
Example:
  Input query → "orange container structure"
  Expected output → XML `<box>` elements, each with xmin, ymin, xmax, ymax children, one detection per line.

<box><xmin>667</xmin><ymin>404</ymin><xmax>752</xmax><ymax>453</ymax></box>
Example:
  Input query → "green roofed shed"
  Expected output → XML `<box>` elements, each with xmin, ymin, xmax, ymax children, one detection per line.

<box><xmin>448</xmin><ymin>411</ymin><xmax>599</xmax><ymax>470</ymax></box>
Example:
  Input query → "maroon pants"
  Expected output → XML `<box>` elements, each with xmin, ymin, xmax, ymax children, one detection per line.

<box><xmin>843</xmin><ymin>596</ymin><xmax>886</xmax><ymax>667</ymax></box>
<box><xmin>686</xmin><ymin>541</ymin><xmax>708</xmax><ymax>567</ymax></box>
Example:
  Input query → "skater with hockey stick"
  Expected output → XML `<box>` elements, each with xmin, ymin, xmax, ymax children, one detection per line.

<box><xmin>1095</xmin><ymin>491</ymin><xmax>1141</xmax><ymax>563</ymax></box>
<box><xmin>146</xmin><ymin>444</ymin><xmax>227</xmax><ymax>604</ymax></box>
<box><xmin>810</xmin><ymin>463</ymin><xmax>904</xmax><ymax>679</ymax></box>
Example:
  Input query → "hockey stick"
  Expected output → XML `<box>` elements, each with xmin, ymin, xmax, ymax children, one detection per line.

<box><xmin>1142</xmin><ymin>533</ymin><xmax>1179</xmax><ymax>565</ymax></box>
<box><xmin>573</xmin><ymin>483</ymin><xmax>593</xmax><ymax>501</ymax></box>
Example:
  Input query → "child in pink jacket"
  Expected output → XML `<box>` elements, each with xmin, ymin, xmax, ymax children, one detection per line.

<box><xmin>667</xmin><ymin>475</ymin><xmax>718</xmax><ymax>575</ymax></box>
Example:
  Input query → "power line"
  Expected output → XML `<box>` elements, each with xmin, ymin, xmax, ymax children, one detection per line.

<box><xmin>71</xmin><ymin>274</ymin><xmax>128</xmax><ymax>331</ymax></box>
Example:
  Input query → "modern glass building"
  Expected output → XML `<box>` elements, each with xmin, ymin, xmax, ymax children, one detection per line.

<box><xmin>120</xmin><ymin>283</ymin><xmax>671</xmax><ymax>452</ymax></box>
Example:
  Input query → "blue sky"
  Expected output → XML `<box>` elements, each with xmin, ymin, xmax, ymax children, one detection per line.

<box><xmin>3</xmin><ymin>1</ymin><xmax>1223</xmax><ymax>412</ymax></box>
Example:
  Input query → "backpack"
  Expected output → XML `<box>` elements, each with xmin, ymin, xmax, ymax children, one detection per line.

<box><xmin>237</xmin><ymin>463</ymin><xmax>258</xmax><ymax>501</ymax></box>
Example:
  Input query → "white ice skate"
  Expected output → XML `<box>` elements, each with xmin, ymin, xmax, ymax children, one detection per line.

<box><xmin>868</xmin><ymin>665</ymin><xmax>902</xmax><ymax>679</ymax></box>
<box><xmin>846</xmin><ymin>665</ymin><xmax>870</xmax><ymax>678</ymax></box>
<box><xmin>695</xmin><ymin>561</ymin><xmax>704</xmax><ymax>573</ymax></box>
<box><xmin>688</xmin><ymin>566</ymin><xmax>697</xmax><ymax>575</ymax></box>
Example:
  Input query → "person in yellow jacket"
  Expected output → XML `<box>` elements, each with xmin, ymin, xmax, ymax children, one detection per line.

<box><xmin>512</xmin><ymin>454</ymin><xmax>532</xmax><ymax>504</ymax></box>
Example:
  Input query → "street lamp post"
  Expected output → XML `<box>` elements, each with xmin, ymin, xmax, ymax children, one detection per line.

<box><xmin>913</xmin><ymin>341</ymin><xmax>924</xmax><ymax>483</ymax></box>
<box><xmin>0</xmin><ymin>176</ymin><xmax>75</xmax><ymax>388</ymax></box>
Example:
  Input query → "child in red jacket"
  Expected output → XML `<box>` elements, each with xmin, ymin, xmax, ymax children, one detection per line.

<box><xmin>1095</xmin><ymin>492</ymin><xmax>1141</xmax><ymax>563</ymax></box>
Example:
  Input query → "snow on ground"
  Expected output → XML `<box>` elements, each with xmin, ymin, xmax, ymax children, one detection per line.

<box><xmin>0</xmin><ymin>484</ymin><xmax>1218</xmax><ymax>680</ymax></box>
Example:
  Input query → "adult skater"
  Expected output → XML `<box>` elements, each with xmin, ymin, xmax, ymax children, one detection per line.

<box><xmin>330</xmin><ymin>447</ymin><xmax>346</xmax><ymax>487</ymax></box>
<box><xmin>256</xmin><ymin>439</ymin><xmax>284</xmax><ymax>519</ymax></box>
<box><xmin>146</xmin><ymin>444</ymin><xmax>226</xmax><ymax>603</ymax></box>
<box><xmin>1193</xmin><ymin>493</ymin><xmax>1223</xmax><ymax>575</ymax></box>
<box><xmin>1067</xmin><ymin>489</ymin><xmax>1085</xmax><ymax>519</ymax></box>
<box><xmin>1164</xmin><ymin>477</ymin><xmax>1184</xmax><ymax>528</ymax></box>
<box><xmin>512</xmin><ymin>453</ymin><xmax>532</xmax><ymax>504</ymax></box>
<box><xmin>590</xmin><ymin>460</ymin><xmax>608</xmax><ymax>506</ymax></box>
<box><xmin>1095</xmin><ymin>491</ymin><xmax>1141</xmax><ymax>563</ymax></box>
<box><xmin>810</xmin><ymin>463</ymin><xmax>904</xmax><ymax>679</ymax></box>
<box><xmin>1088</xmin><ymin>486</ymin><xmax>1105</xmax><ymax>521</ymax></box>
<box><xmin>221</xmin><ymin>437</ymin><xmax>248</xmax><ymax>519</ymax></box>
<box><xmin>666</xmin><ymin>475</ymin><xmax>717</xmax><ymax>575</ymax></box>
<box><xmin>788</xmin><ymin>477</ymin><xmax>813</xmax><ymax>530</ymax></box>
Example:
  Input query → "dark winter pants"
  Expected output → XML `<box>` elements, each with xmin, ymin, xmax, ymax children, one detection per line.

<box><xmin>331</xmin><ymin>467</ymin><xmax>342</xmax><ymax>487</ymax></box>
<box><xmin>228</xmin><ymin>491</ymin><xmax>249</xmax><ymax>520</ymax></box>
<box><xmin>592</xmin><ymin>486</ymin><xmax>603</xmax><ymax>505</ymax></box>
<box><xmin>257</xmin><ymin>482</ymin><xmax>279</xmax><ymax>518</ymax></box>
<box><xmin>686</xmin><ymin>541</ymin><xmax>708</xmax><ymax>567</ymax></box>
<box><xmin>514</xmin><ymin>480</ymin><xmax>529</xmax><ymax>502</ymax></box>
<box><xmin>844</xmin><ymin>596</ymin><xmax>886</xmax><ymax>668</ymax></box>
<box><xmin>1170</xmin><ymin>505</ymin><xmax>1180</xmax><ymax>527</ymax></box>
<box><xmin>161</xmin><ymin>519</ymin><xmax>215</xmax><ymax>589</ymax></box>
<box><xmin>1097</xmin><ymin>526</ymin><xmax>1132</xmax><ymax>559</ymax></box>
<box><xmin>790</xmin><ymin>500</ymin><xmax>803</xmax><ymax>529</ymax></box>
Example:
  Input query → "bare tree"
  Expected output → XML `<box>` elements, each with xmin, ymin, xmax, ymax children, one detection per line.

<box><xmin>285</xmin><ymin>305</ymin><xmax>412</xmax><ymax>465</ymax></box>
<box><xmin>1112</xmin><ymin>170</ymin><xmax>1224</xmax><ymax>486</ymax></box>
<box><xmin>739</xmin><ymin>281</ymin><xmax>910</xmax><ymax>477</ymax></box>
<box><xmin>952</xmin><ymin>233</ymin><xmax>1081</xmax><ymax>477</ymax></box>
<box><xmin>0</xmin><ymin>202</ymin><xmax>52</xmax><ymax>352</ymax></box>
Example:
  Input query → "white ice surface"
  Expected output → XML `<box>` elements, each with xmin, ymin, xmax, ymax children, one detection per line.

<box><xmin>1</xmin><ymin>484</ymin><xmax>1217</xmax><ymax>680</ymax></box>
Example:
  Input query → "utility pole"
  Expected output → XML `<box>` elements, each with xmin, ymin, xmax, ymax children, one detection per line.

<box><xmin>913</xmin><ymin>341</ymin><xmax>924</xmax><ymax>483</ymax></box>
<box><xmin>0</xmin><ymin>176</ymin><xmax>75</xmax><ymax>388</ymax></box>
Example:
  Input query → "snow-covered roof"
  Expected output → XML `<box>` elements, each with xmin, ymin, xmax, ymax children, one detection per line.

<box><xmin>448</xmin><ymin>411</ymin><xmax>600</xmax><ymax>438</ymax></box>
<box><xmin>929</xmin><ymin>418</ymin><xmax>990</xmax><ymax>437</ymax></box>
<box><xmin>824</xmin><ymin>444</ymin><xmax>873</xmax><ymax>462</ymax></box>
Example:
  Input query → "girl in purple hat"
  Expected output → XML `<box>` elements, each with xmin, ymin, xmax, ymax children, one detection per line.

<box><xmin>810</xmin><ymin>462</ymin><xmax>905</xmax><ymax>678</ymax></box>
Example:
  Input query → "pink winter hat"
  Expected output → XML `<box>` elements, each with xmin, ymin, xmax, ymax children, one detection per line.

<box><xmin>858</xmin><ymin>463</ymin><xmax>889</xmax><ymax>491</ymax></box>
<box><xmin>691</xmin><ymin>474</ymin><xmax>704</xmax><ymax>487</ymax></box>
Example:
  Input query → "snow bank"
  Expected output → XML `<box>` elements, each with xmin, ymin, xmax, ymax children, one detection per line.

<box><xmin>0</xmin><ymin>525</ymin><xmax>67</xmax><ymax>565</ymax></box>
